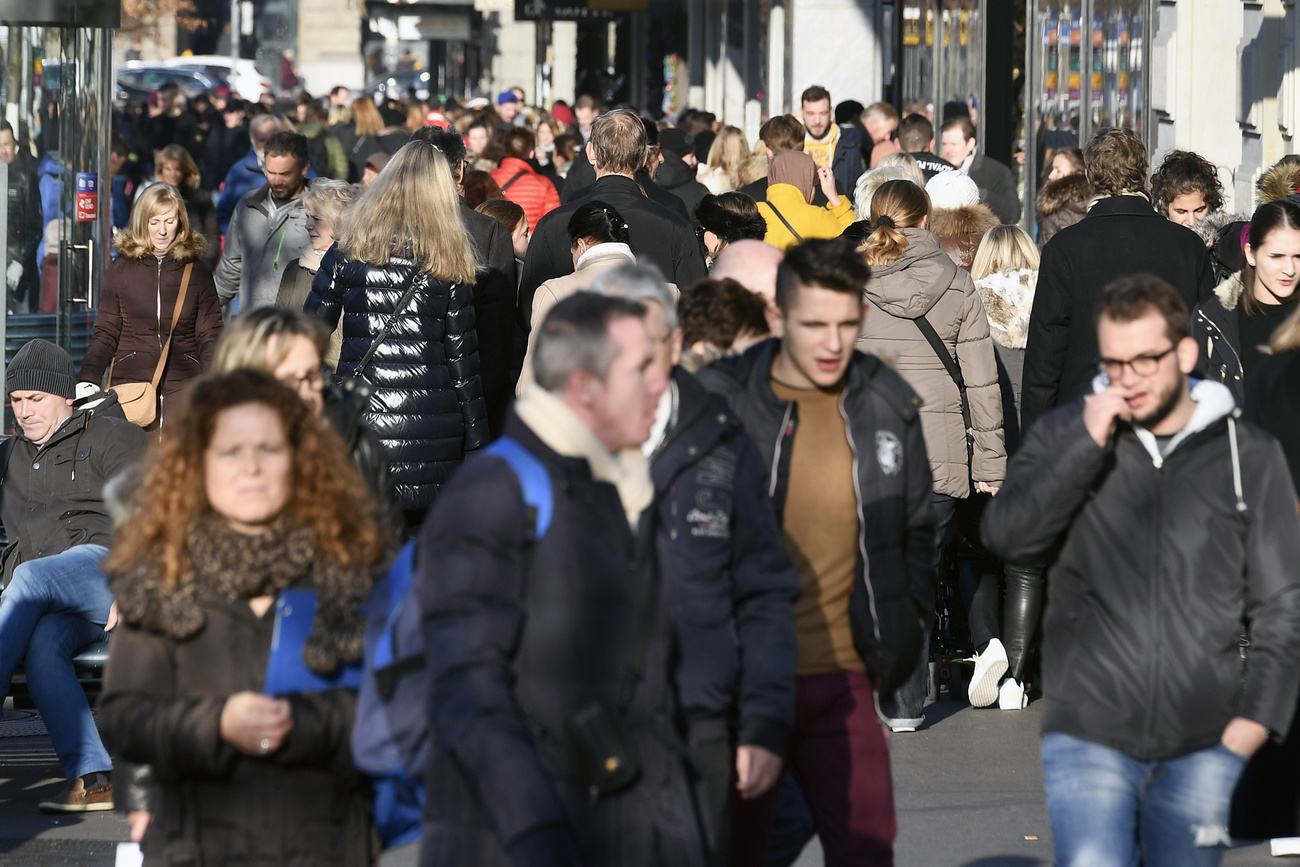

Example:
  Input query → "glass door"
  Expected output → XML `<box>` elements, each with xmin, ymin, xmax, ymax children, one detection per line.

<box><xmin>0</xmin><ymin>1</ymin><xmax>115</xmax><ymax>402</ymax></box>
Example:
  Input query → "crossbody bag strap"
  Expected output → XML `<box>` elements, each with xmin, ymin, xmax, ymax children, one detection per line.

<box><xmin>151</xmin><ymin>263</ymin><xmax>192</xmax><ymax>390</ymax></box>
<box><xmin>353</xmin><ymin>272</ymin><xmax>427</xmax><ymax>381</ymax></box>
<box><xmin>765</xmin><ymin>202</ymin><xmax>803</xmax><ymax>242</ymax></box>
<box><xmin>499</xmin><ymin>170</ymin><xmax>527</xmax><ymax>193</ymax></box>
<box><xmin>914</xmin><ymin>312</ymin><xmax>973</xmax><ymax>450</ymax></box>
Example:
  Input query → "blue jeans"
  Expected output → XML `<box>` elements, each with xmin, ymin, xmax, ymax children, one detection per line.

<box><xmin>0</xmin><ymin>544</ymin><xmax>113</xmax><ymax>780</ymax></box>
<box><xmin>1042</xmin><ymin>733</ymin><xmax>1248</xmax><ymax>867</ymax></box>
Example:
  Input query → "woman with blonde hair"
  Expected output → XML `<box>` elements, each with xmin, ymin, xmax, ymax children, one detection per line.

<box><xmin>697</xmin><ymin>125</ymin><xmax>749</xmax><ymax>194</ymax></box>
<box><xmin>856</xmin><ymin>179</ymin><xmax>1007</xmax><ymax>725</ymax></box>
<box><xmin>338</xmin><ymin>97</ymin><xmax>389</xmax><ymax>182</ymax></box>
<box><xmin>100</xmin><ymin>369</ymin><xmax>386</xmax><ymax>866</ymax></box>
<box><xmin>307</xmin><ymin>139</ymin><xmax>488</xmax><ymax>534</ymax></box>
<box><xmin>147</xmin><ymin>145</ymin><xmax>219</xmax><ymax>270</ymax></box>
<box><xmin>78</xmin><ymin>183</ymin><xmax>224</xmax><ymax>427</ymax></box>
<box><xmin>275</xmin><ymin>177</ymin><xmax>356</xmax><ymax>351</ymax></box>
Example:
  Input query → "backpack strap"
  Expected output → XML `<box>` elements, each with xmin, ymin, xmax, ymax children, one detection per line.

<box><xmin>484</xmin><ymin>436</ymin><xmax>554</xmax><ymax>541</ymax></box>
<box><xmin>765</xmin><ymin>202</ymin><xmax>803</xmax><ymax>242</ymax></box>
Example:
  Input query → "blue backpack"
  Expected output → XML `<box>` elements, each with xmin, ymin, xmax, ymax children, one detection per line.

<box><xmin>350</xmin><ymin>436</ymin><xmax>554</xmax><ymax>848</ymax></box>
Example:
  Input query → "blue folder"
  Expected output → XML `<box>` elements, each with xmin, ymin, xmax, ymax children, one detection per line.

<box><xmin>264</xmin><ymin>587</ymin><xmax>363</xmax><ymax>696</ymax></box>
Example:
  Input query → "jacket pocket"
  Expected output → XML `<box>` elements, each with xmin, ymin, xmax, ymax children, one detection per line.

<box><xmin>49</xmin><ymin>449</ymin><xmax>92</xmax><ymax>497</ymax></box>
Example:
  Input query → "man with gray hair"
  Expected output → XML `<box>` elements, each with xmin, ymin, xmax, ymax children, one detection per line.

<box><xmin>519</xmin><ymin>108</ymin><xmax>707</xmax><ymax>327</ymax></box>
<box><xmin>592</xmin><ymin>263</ymin><xmax>801</xmax><ymax>865</ymax></box>
<box><xmin>418</xmin><ymin>292</ymin><xmax>708</xmax><ymax>866</ymax></box>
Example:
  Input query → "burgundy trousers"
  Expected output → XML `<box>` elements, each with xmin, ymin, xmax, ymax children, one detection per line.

<box><xmin>731</xmin><ymin>671</ymin><xmax>896</xmax><ymax>867</ymax></box>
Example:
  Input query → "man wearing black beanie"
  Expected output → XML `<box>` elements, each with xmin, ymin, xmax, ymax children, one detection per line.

<box><xmin>0</xmin><ymin>339</ymin><xmax>147</xmax><ymax>812</ymax></box>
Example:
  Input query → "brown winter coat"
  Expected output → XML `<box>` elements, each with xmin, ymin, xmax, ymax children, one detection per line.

<box><xmin>930</xmin><ymin>203</ymin><xmax>999</xmax><ymax>272</ymax></box>
<box><xmin>79</xmin><ymin>232</ymin><xmax>224</xmax><ymax>406</ymax></box>
<box><xmin>100</xmin><ymin>585</ymin><xmax>375</xmax><ymax>867</ymax></box>
<box><xmin>858</xmin><ymin>228</ymin><xmax>1006</xmax><ymax>497</ymax></box>
<box><xmin>1035</xmin><ymin>173</ymin><xmax>1093</xmax><ymax>249</ymax></box>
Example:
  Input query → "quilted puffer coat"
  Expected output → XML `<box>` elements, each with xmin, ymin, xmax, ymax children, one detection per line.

<box><xmin>306</xmin><ymin>247</ymin><xmax>489</xmax><ymax>512</ymax></box>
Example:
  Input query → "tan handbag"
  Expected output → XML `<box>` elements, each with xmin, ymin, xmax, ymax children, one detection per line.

<box><xmin>109</xmin><ymin>263</ymin><xmax>192</xmax><ymax>427</ymax></box>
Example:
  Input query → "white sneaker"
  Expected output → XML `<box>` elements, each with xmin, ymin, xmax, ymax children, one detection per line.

<box><xmin>884</xmin><ymin>716</ymin><xmax>924</xmax><ymax>733</ymax></box>
<box><xmin>1271</xmin><ymin>837</ymin><xmax>1300</xmax><ymax>856</ymax></box>
<box><xmin>967</xmin><ymin>638</ymin><xmax>1009</xmax><ymax>707</ymax></box>
<box><xmin>998</xmin><ymin>677</ymin><xmax>1029</xmax><ymax>710</ymax></box>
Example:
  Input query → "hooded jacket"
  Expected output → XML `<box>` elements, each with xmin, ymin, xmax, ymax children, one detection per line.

<box><xmin>654</xmin><ymin>152</ymin><xmax>710</xmax><ymax>222</ymax></box>
<box><xmin>930</xmin><ymin>202</ymin><xmax>999</xmax><ymax>272</ymax></box>
<box><xmin>695</xmin><ymin>340</ymin><xmax>936</xmax><ymax>695</ymax></box>
<box><xmin>490</xmin><ymin>157</ymin><xmax>561</xmax><ymax>229</ymax></box>
<box><xmin>983</xmin><ymin>380</ymin><xmax>1300</xmax><ymax>761</ymax></box>
<box><xmin>1</xmin><ymin>395</ymin><xmax>147</xmax><ymax>584</ymax></box>
<box><xmin>1257</xmin><ymin>160</ymin><xmax>1300</xmax><ymax>207</ymax></box>
<box><xmin>1193</xmin><ymin>210</ymin><xmax>1250</xmax><ymax>285</ymax></box>
<box><xmin>79</xmin><ymin>232</ymin><xmax>224</xmax><ymax>403</ymax></box>
<box><xmin>216</xmin><ymin>181</ymin><xmax>313</xmax><ymax>314</ymax></box>
<box><xmin>650</xmin><ymin>371</ymin><xmax>800</xmax><ymax>755</ymax></box>
<box><xmin>757</xmin><ymin>184</ymin><xmax>855</xmax><ymax>252</ymax></box>
<box><xmin>858</xmin><ymin>228</ymin><xmax>1006</xmax><ymax>497</ymax></box>
<box><xmin>306</xmin><ymin>248</ymin><xmax>489</xmax><ymax>512</ymax></box>
<box><xmin>966</xmin><ymin>153</ymin><xmax>1021</xmax><ymax>224</ymax></box>
<box><xmin>1035</xmin><ymin>173</ymin><xmax>1092</xmax><ymax>249</ymax></box>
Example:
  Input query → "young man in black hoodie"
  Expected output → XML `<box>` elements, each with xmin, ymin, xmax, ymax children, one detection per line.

<box><xmin>697</xmin><ymin>237</ymin><xmax>934</xmax><ymax>865</ymax></box>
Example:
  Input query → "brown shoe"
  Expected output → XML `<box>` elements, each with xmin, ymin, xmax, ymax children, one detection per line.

<box><xmin>38</xmin><ymin>778</ymin><xmax>114</xmax><ymax>813</ymax></box>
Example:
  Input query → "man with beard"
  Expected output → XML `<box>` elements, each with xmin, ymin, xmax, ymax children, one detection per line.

<box><xmin>983</xmin><ymin>276</ymin><xmax>1300</xmax><ymax>867</ymax></box>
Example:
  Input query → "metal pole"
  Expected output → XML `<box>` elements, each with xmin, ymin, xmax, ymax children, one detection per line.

<box><xmin>230</xmin><ymin>0</ymin><xmax>240</xmax><ymax>64</ymax></box>
<box><xmin>1024</xmin><ymin>0</ymin><xmax>1039</xmax><ymax>237</ymax></box>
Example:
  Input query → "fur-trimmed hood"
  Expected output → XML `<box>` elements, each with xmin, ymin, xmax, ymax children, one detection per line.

<box><xmin>113</xmin><ymin>228</ymin><xmax>207</xmax><ymax>263</ymax></box>
<box><xmin>974</xmin><ymin>267</ymin><xmax>1036</xmax><ymax>350</ymax></box>
<box><xmin>1036</xmin><ymin>173</ymin><xmax>1094</xmax><ymax>216</ymax></box>
<box><xmin>1193</xmin><ymin>210</ymin><xmax>1250</xmax><ymax>250</ymax></box>
<box><xmin>929</xmin><ymin>202</ymin><xmax>999</xmax><ymax>239</ymax></box>
<box><xmin>1258</xmin><ymin>160</ymin><xmax>1300</xmax><ymax>205</ymax></box>
<box><xmin>1213</xmin><ymin>270</ymin><xmax>1246</xmax><ymax>312</ymax></box>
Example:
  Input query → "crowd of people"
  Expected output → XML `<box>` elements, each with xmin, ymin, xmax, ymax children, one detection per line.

<box><xmin>2</xmin><ymin>70</ymin><xmax>1300</xmax><ymax>867</ymax></box>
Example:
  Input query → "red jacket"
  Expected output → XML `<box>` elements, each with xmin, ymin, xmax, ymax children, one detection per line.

<box><xmin>490</xmin><ymin>157</ymin><xmax>560</xmax><ymax>228</ymax></box>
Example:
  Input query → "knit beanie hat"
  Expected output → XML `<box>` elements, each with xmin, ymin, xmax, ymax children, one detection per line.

<box><xmin>925</xmin><ymin>171</ymin><xmax>980</xmax><ymax>210</ymax></box>
<box><xmin>7</xmin><ymin>339</ymin><xmax>75</xmax><ymax>399</ymax></box>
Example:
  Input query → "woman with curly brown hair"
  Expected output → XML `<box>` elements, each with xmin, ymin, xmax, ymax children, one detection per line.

<box><xmin>99</xmin><ymin>369</ymin><xmax>387</xmax><ymax>866</ymax></box>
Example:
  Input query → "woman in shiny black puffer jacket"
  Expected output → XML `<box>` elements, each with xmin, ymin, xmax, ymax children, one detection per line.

<box><xmin>306</xmin><ymin>140</ymin><xmax>489</xmax><ymax>531</ymax></box>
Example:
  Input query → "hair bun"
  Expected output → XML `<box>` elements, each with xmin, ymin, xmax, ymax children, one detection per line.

<box><xmin>875</xmin><ymin>215</ymin><xmax>896</xmax><ymax>229</ymax></box>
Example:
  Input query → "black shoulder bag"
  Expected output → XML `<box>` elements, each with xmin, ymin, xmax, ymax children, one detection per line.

<box><xmin>765</xmin><ymin>201</ymin><xmax>803</xmax><ymax>242</ymax></box>
<box><xmin>914</xmin><ymin>314</ymin><xmax>974</xmax><ymax>492</ymax></box>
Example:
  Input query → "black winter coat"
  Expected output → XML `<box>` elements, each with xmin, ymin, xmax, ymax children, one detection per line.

<box><xmin>696</xmin><ymin>340</ymin><xmax>936</xmax><ymax>695</ymax></box>
<box><xmin>306</xmin><ymin>248</ymin><xmax>489</xmax><ymax>512</ymax></box>
<box><xmin>1246</xmin><ymin>350</ymin><xmax>1300</xmax><ymax>489</ymax></box>
<box><xmin>565</xmin><ymin>164</ymin><xmax>694</xmax><ymax>225</ymax></box>
<box><xmin>967</xmin><ymin>153</ymin><xmax>1022</xmax><ymax>225</ymax></box>
<box><xmin>101</xmin><ymin>587</ymin><xmax>374</xmax><ymax>867</ymax></box>
<box><xmin>651</xmin><ymin>371</ymin><xmax>800</xmax><ymax>755</ymax></box>
<box><xmin>460</xmin><ymin>201</ymin><xmax>518</xmax><ymax>438</ymax></box>
<box><xmin>982</xmin><ymin>391</ymin><xmax>1300</xmax><ymax>760</ymax></box>
<box><xmin>417</xmin><ymin>414</ymin><xmax>708</xmax><ymax>867</ymax></box>
<box><xmin>519</xmin><ymin>175</ymin><xmax>708</xmax><ymax>324</ymax></box>
<box><xmin>0</xmin><ymin>399</ymin><xmax>147</xmax><ymax>583</ymax></box>
<box><xmin>1021</xmin><ymin>195</ymin><xmax>1215</xmax><ymax>432</ymax></box>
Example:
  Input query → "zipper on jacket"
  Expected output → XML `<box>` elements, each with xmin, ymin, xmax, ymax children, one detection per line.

<box><xmin>1141</xmin><ymin>463</ymin><xmax>1164</xmax><ymax>755</ymax></box>
<box><xmin>155</xmin><ymin>258</ymin><xmax>164</xmax><ymax>349</ymax></box>
<box><xmin>1198</xmin><ymin>314</ymin><xmax>1242</xmax><ymax>386</ymax></box>
<box><xmin>769</xmin><ymin>402</ymin><xmax>795</xmax><ymax>499</ymax></box>
<box><xmin>838</xmin><ymin>392</ymin><xmax>887</xmax><ymax>696</ymax></box>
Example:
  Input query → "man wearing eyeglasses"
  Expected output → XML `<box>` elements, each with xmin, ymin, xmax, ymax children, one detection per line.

<box><xmin>983</xmin><ymin>275</ymin><xmax>1300</xmax><ymax>867</ymax></box>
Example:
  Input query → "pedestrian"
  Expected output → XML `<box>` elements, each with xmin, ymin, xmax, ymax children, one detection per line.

<box><xmin>201</xmin><ymin>97</ymin><xmax>248</xmax><ymax>193</ymax></box>
<box><xmin>863</xmin><ymin>102</ymin><xmax>902</xmax><ymax>168</ymax></box>
<box><xmin>489</xmin><ymin>127</ymin><xmax>561</xmax><ymax>228</ymax></box>
<box><xmin>939</xmin><ymin>116</ymin><xmax>1020</xmax><ymax>224</ymax></box>
<box><xmin>897</xmin><ymin>113</ymin><xmax>956</xmax><ymax>182</ymax></box>
<box><xmin>757</xmin><ymin>152</ymin><xmax>855</xmax><ymax>251</ymax></box>
<box><xmin>274</xmin><ymin>178</ymin><xmax>355</xmax><ymax>328</ymax></box>
<box><xmin>144</xmin><ymin>144</ymin><xmax>219</xmax><ymax>270</ymax></box>
<box><xmin>100</xmin><ymin>369</ymin><xmax>386</xmax><ymax>867</ymax></box>
<box><xmin>856</xmin><ymin>179</ymin><xmax>1006</xmax><ymax>723</ymax></box>
<box><xmin>475</xmin><ymin>198</ymin><xmax>530</xmax><ymax>276</ymax></box>
<box><xmin>592</xmin><ymin>264</ymin><xmax>800</xmax><ymax>867</ymax></box>
<box><xmin>0</xmin><ymin>340</ymin><xmax>147</xmax><ymax>813</ymax></box>
<box><xmin>216</xmin><ymin>131</ymin><xmax>314</xmax><ymax>314</ymax></box>
<box><xmin>983</xmin><ymin>275</ymin><xmax>1300</xmax><ymax>867</ymax></box>
<box><xmin>925</xmin><ymin>171</ymin><xmax>999</xmax><ymax>272</ymax></box>
<box><xmin>78</xmin><ymin>184</ymin><xmax>224</xmax><ymax>426</ymax></box>
<box><xmin>215</xmin><ymin>114</ymin><xmax>282</xmax><ymax>234</ymax></box>
<box><xmin>519</xmin><ymin>201</ymin><xmax>638</xmax><ymax>391</ymax></box>
<box><xmin>678</xmin><ymin>276</ymin><xmax>771</xmax><ymax>372</ymax></box>
<box><xmin>1</xmin><ymin>120</ymin><xmax>43</xmax><ymax>312</ymax></box>
<box><xmin>418</xmin><ymin>291</ymin><xmax>708</xmax><ymax>867</ymax></box>
<box><xmin>521</xmin><ymin>109</ymin><xmax>707</xmax><ymax>321</ymax></box>
<box><xmin>696</xmin><ymin>125</ymin><xmax>748</xmax><ymax>194</ymax></box>
<box><xmin>695</xmin><ymin>192</ymin><xmax>768</xmax><ymax>267</ymax></box>
<box><xmin>1034</xmin><ymin>147</ymin><xmax>1092</xmax><ymax>249</ymax></box>
<box><xmin>798</xmin><ymin>86</ymin><xmax>864</xmax><ymax>204</ymax></box>
<box><xmin>1150</xmin><ymin>149</ymin><xmax>1223</xmax><ymax>229</ymax></box>
<box><xmin>335</xmin><ymin>98</ymin><xmax>386</xmax><ymax>183</ymax></box>
<box><xmin>306</xmin><ymin>139</ymin><xmax>489</xmax><ymax>534</ymax></box>
<box><xmin>698</xmin><ymin>237</ymin><xmax>936</xmax><ymax>865</ymax></box>
<box><xmin>1021</xmin><ymin>127</ymin><xmax>1215</xmax><ymax>433</ymax></box>
<box><xmin>1192</xmin><ymin>198</ymin><xmax>1300</xmax><ymax>407</ymax></box>
<box><xmin>736</xmin><ymin>115</ymin><xmax>809</xmax><ymax>202</ymax></box>
<box><xmin>710</xmin><ymin>238</ymin><xmax>784</xmax><ymax>311</ymax></box>
<box><xmin>409</xmin><ymin>124</ymin><xmax>519</xmax><ymax>438</ymax></box>
<box><xmin>844</xmin><ymin>164</ymin><xmax>924</xmax><ymax>244</ymax></box>
<box><xmin>298</xmin><ymin>104</ymin><xmax>349</xmax><ymax>181</ymax></box>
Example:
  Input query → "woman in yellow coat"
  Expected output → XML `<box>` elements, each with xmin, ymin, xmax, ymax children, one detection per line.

<box><xmin>757</xmin><ymin>151</ymin><xmax>856</xmax><ymax>250</ymax></box>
